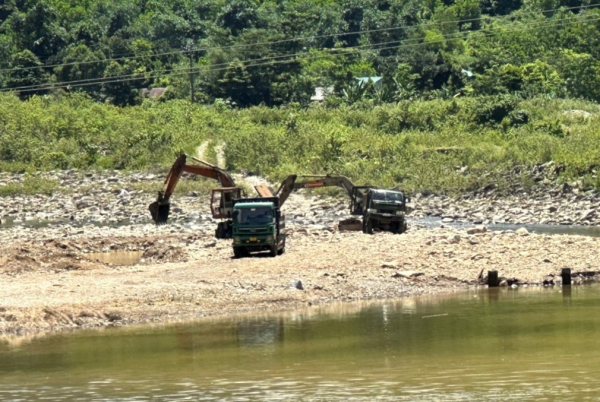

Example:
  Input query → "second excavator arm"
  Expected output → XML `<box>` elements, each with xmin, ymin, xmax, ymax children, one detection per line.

<box><xmin>275</xmin><ymin>174</ymin><xmax>363</xmax><ymax>207</ymax></box>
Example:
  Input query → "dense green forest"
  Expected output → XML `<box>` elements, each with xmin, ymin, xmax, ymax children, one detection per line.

<box><xmin>1</xmin><ymin>0</ymin><xmax>600</xmax><ymax>106</ymax></box>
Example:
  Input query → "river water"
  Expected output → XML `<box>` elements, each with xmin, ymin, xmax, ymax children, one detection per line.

<box><xmin>1</xmin><ymin>286</ymin><xmax>600</xmax><ymax>400</ymax></box>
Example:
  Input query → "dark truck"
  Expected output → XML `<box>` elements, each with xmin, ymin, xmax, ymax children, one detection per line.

<box><xmin>231</xmin><ymin>197</ymin><xmax>286</xmax><ymax>258</ymax></box>
<box><xmin>350</xmin><ymin>186</ymin><xmax>407</xmax><ymax>234</ymax></box>
<box><xmin>275</xmin><ymin>175</ymin><xmax>408</xmax><ymax>234</ymax></box>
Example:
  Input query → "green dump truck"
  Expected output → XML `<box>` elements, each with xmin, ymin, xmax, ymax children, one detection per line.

<box><xmin>232</xmin><ymin>197</ymin><xmax>286</xmax><ymax>258</ymax></box>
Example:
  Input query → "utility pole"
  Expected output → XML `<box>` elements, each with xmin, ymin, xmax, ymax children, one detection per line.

<box><xmin>186</xmin><ymin>42</ymin><xmax>195</xmax><ymax>103</ymax></box>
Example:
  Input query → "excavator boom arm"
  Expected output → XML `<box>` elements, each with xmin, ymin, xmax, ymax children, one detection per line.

<box><xmin>150</xmin><ymin>154</ymin><xmax>237</xmax><ymax>224</ymax></box>
<box><xmin>160</xmin><ymin>154</ymin><xmax>236</xmax><ymax>201</ymax></box>
<box><xmin>275</xmin><ymin>174</ymin><xmax>364</xmax><ymax>207</ymax></box>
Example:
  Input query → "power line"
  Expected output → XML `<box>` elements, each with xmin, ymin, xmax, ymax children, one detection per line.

<box><xmin>2</xmin><ymin>14</ymin><xmax>599</xmax><ymax>94</ymax></box>
<box><xmin>3</xmin><ymin>15</ymin><xmax>596</xmax><ymax>94</ymax></box>
<box><xmin>1</xmin><ymin>2</ymin><xmax>599</xmax><ymax>74</ymax></box>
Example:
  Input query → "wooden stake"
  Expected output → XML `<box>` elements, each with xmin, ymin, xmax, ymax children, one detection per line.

<box><xmin>561</xmin><ymin>268</ymin><xmax>571</xmax><ymax>286</ymax></box>
<box><xmin>488</xmin><ymin>271</ymin><xmax>499</xmax><ymax>287</ymax></box>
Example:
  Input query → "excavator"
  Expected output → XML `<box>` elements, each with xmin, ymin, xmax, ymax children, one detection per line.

<box><xmin>149</xmin><ymin>154</ymin><xmax>274</xmax><ymax>239</ymax></box>
<box><xmin>274</xmin><ymin>175</ymin><xmax>408</xmax><ymax>234</ymax></box>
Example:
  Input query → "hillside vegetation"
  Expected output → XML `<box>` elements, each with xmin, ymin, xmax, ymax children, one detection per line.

<box><xmin>1</xmin><ymin>1</ymin><xmax>600</xmax><ymax>106</ymax></box>
<box><xmin>2</xmin><ymin>1</ymin><xmax>600</xmax><ymax>194</ymax></box>
<box><xmin>1</xmin><ymin>93</ymin><xmax>599</xmax><ymax>194</ymax></box>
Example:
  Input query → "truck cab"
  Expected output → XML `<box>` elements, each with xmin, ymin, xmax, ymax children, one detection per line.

<box><xmin>232</xmin><ymin>197</ymin><xmax>286</xmax><ymax>258</ymax></box>
<box><xmin>351</xmin><ymin>187</ymin><xmax>407</xmax><ymax>234</ymax></box>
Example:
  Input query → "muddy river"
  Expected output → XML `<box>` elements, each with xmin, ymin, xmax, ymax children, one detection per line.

<box><xmin>1</xmin><ymin>286</ymin><xmax>600</xmax><ymax>400</ymax></box>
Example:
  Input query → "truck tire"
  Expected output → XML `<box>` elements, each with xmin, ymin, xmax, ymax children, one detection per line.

<box><xmin>365</xmin><ymin>217</ymin><xmax>373</xmax><ymax>234</ymax></box>
<box><xmin>215</xmin><ymin>223</ymin><xmax>225</xmax><ymax>239</ymax></box>
<box><xmin>269</xmin><ymin>245</ymin><xmax>278</xmax><ymax>257</ymax></box>
<box><xmin>391</xmin><ymin>219</ymin><xmax>405</xmax><ymax>234</ymax></box>
<box><xmin>278</xmin><ymin>238</ymin><xmax>286</xmax><ymax>255</ymax></box>
<box><xmin>233</xmin><ymin>247</ymin><xmax>245</xmax><ymax>259</ymax></box>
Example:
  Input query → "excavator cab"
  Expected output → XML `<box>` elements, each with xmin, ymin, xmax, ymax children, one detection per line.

<box><xmin>210</xmin><ymin>187</ymin><xmax>242</xmax><ymax>219</ymax></box>
<box><xmin>350</xmin><ymin>186</ymin><xmax>376</xmax><ymax>215</ymax></box>
<box><xmin>211</xmin><ymin>187</ymin><xmax>243</xmax><ymax>239</ymax></box>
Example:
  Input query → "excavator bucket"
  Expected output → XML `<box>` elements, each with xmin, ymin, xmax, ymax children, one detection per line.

<box><xmin>338</xmin><ymin>218</ymin><xmax>363</xmax><ymax>231</ymax></box>
<box><xmin>149</xmin><ymin>191</ymin><xmax>170</xmax><ymax>224</ymax></box>
<box><xmin>149</xmin><ymin>201</ymin><xmax>170</xmax><ymax>224</ymax></box>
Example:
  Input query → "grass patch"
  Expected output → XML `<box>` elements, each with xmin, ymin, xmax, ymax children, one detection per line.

<box><xmin>0</xmin><ymin>176</ymin><xmax>59</xmax><ymax>197</ymax></box>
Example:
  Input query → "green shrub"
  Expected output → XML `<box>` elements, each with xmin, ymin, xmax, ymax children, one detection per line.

<box><xmin>2</xmin><ymin>93</ymin><xmax>600</xmax><ymax>193</ymax></box>
<box><xmin>0</xmin><ymin>176</ymin><xmax>59</xmax><ymax>197</ymax></box>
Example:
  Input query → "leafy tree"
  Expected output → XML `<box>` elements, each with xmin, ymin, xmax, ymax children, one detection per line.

<box><xmin>216</xmin><ymin>0</ymin><xmax>262</xmax><ymax>36</ymax></box>
<box><xmin>1</xmin><ymin>0</ymin><xmax>600</xmax><ymax>107</ymax></box>
<box><xmin>555</xmin><ymin>50</ymin><xmax>600</xmax><ymax>101</ymax></box>
<box><xmin>6</xmin><ymin>50</ymin><xmax>46</xmax><ymax>98</ymax></box>
<box><xmin>54</xmin><ymin>44</ymin><xmax>105</xmax><ymax>96</ymax></box>
<box><xmin>102</xmin><ymin>60</ymin><xmax>145</xmax><ymax>105</ymax></box>
<box><xmin>480</xmin><ymin>0</ymin><xmax>523</xmax><ymax>15</ymax></box>
<box><xmin>8</xmin><ymin>2</ymin><xmax>68</xmax><ymax>60</ymax></box>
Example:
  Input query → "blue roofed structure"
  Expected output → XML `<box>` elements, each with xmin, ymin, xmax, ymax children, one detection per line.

<box><xmin>356</xmin><ymin>76</ymin><xmax>383</xmax><ymax>88</ymax></box>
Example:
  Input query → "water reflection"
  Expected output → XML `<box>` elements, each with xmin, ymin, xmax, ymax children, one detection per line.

<box><xmin>2</xmin><ymin>287</ymin><xmax>600</xmax><ymax>400</ymax></box>
<box><xmin>562</xmin><ymin>285</ymin><xmax>572</xmax><ymax>306</ymax></box>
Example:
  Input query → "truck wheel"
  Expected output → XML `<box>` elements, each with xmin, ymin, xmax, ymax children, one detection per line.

<box><xmin>365</xmin><ymin>218</ymin><xmax>373</xmax><ymax>234</ymax></box>
<box><xmin>278</xmin><ymin>238</ymin><xmax>286</xmax><ymax>255</ymax></box>
<box><xmin>233</xmin><ymin>247</ymin><xmax>244</xmax><ymax>259</ymax></box>
<box><xmin>215</xmin><ymin>223</ymin><xmax>225</xmax><ymax>239</ymax></box>
<box><xmin>269</xmin><ymin>245</ymin><xmax>278</xmax><ymax>257</ymax></box>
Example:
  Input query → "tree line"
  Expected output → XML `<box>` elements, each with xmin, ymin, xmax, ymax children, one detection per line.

<box><xmin>1</xmin><ymin>0</ymin><xmax>600</xmax><ymax>107</ymax></box>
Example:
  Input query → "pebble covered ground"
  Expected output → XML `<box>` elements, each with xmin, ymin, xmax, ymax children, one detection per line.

<box><xmin>1</xmin><ymin>166</ymin><xmax>599</xmax><ymax>338</ymax></box>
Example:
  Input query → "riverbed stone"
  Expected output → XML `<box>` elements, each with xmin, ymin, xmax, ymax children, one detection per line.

<box><xmin>448</xmin><ymin>234</ymin><xmax>461</xmax><ymax>244</ymax></box>
<box><xmin>290</xmin><ymin>279</ymin><xmax>304</xmax><ymax>290</ymax></box>
<box><xmin>466</xmin><ymin>226</ymin><xmax>487</xmax><ymax>235</ymax></box>
<box><xmin>516</xmin><ymin>228</ymin><xmax>529</xmax><ymax>236</ymax></box>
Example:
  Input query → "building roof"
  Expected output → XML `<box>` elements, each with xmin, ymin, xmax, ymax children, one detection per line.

<box><xmin>356</xmin><ymin>76</ymin><xmax>383</xmax><ymax>85</ymax></box>
<box><xmin>141</xmin><ymin>87</ymin><xmax>167</xmax><ymax>99</ymax></box>
<box><xmin>310</xmin><ymin>86</ymin><xmax>334</xmax><ymax>101</ymax></box>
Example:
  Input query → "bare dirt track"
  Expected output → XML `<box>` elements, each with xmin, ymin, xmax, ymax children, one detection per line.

<box><xmin>1</xmin><ymin>222</ymin><xmax>598</xmax><ymax>338</ymax></box>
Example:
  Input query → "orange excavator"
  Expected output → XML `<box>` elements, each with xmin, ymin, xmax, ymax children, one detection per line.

<box><xmin>149</xmin><ymin>154</ymin><xmax>272</xmax><ymax>238</ymax></box>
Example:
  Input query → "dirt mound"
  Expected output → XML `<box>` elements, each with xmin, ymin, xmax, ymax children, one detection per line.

<box><xmin>0</xmin><ymin>240</ymin><xmax>90</xmax><ymax>275</ymax></box>
<box><xmin>0</xmin><ymin>235</ymin><xmax>201</xmax><ymax>275</ymax></box>
<box><xmin>142</xmin><ymin>243</ymin><xmax>188</xmax><ymax>263</ymax></box>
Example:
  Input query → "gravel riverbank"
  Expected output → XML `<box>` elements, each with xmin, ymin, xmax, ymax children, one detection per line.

<box><xmin>2</xmin><ymin>163</ymin><xmax>600</xmax><ymax>230</ymax></box>
<box><xmin>1</xmin><ymin>168</ymin><xmax>599</xmax><ymax>338</ymax></box>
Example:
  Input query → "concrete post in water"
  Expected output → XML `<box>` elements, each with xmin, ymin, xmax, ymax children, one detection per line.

<box><xmin>561</xmin><ymin>268</ymin><xmax>572</xmax><ymax>286</ymax></box>
<box><xmin>488</xmin><ymin>271</ymin><xmax>499</xmax><ymax>287</ymax></box>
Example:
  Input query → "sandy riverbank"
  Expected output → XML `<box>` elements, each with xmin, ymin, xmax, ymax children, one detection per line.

<box><xmin>1</xmin><ymin>220</ymin><xmax>598</xmax><ymax>338</ymax></box>
<box><xmin>2</xmin><ymin>166</ymin><xmax>600</xmax><ymax>338</ymax></box>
